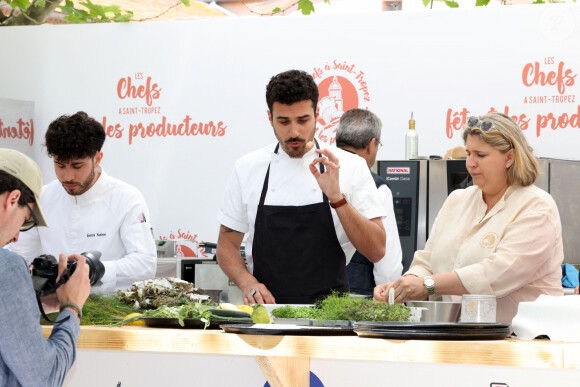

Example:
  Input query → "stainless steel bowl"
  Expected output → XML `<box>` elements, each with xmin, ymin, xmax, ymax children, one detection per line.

<box><xmin>405</xmin><ymin>301</ymin><xmax>461</xmax><ymax>322</ymax></box>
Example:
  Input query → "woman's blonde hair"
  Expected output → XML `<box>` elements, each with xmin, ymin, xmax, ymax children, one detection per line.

<box><xmin>462</xmin><ymin>112</ymin><xmax>538</xmax><ymax>186</ymax></box>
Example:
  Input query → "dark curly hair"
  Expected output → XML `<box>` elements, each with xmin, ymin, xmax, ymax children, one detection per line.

<box><xmin>0</xmin><ymin>171</ymin><xmax>35</xmax><ymax>206</ymax></box>
<box><xmin>266</xmin><ymin>70</ymin><xmax>319</xmax><ymax>113</ymax></box>
<box><xmin>45</xmin><ymin>111</ymin><xmax>106</xmax><ymax>161</ymax></box>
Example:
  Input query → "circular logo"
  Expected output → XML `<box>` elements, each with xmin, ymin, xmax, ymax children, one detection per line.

<box><xmin>313</xmin><ymin>61</ymin><xmax>372</xmax><ymax>145</ymax></box>
<box><xmin>175</xmin><ymin>242</ymin><xmax>208</xmax><ymax>258</ymax></box>
<box><xmin>317</xmin><ymin>75</ymin><xmax>359</xmax><ymax>130</ymax></box>
<box><xmin>480</xmin><ymin>232</ymin><xmax>498</xmax><ymax>249</ymax></box>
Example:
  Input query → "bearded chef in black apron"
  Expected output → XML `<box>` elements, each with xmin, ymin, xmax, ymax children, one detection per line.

<box><xmin>216</xmin><ymin>70</ymin><xmax>387</xmax><ymax>305</ymax></box>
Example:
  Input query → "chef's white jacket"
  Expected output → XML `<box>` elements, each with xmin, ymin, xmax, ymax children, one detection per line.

<box><xmin>218</xmin><ymin>141</ymin><xmax>387</xmax><ymax>274</ymax></box>
<box><xmin>10</xmin><ymin>169</ymin><xmax>157</xmax><ymax>293</ymax></box>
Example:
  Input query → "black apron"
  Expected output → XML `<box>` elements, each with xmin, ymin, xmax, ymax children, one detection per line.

<box><xmin>252</xmin><ymin>141</ymin><xmax>349</xmax><ymax>304</ymax></box>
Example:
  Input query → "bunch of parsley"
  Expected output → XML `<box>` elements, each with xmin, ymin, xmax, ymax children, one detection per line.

<box><xmin>271</xmin><ymin>293</ymin><xmax>411</xmax><ymax>322</ymax></box>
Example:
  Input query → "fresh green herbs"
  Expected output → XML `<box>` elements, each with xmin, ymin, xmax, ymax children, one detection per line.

<box><xmin>40</xmin><ymin>293</ymin><xmax>249</xmax><ymax>328</ymax></box>
<box><xmin>41</xmin><ymin>295</ymin><xmax>140</xmax><ymax>326</ymax></box>
<box><xmin>271</xmin><ymin>293</ymin><xmax>411</xmax><ymax>322</ymax></box>
<box><xmin>141</xmin><ymin>302</ymin><xmax>252</xmax><ymax>328</ymax></box>
<box><xmin>271</xmin><ymin>305</ymin><xmax>317</xmax><ymax>319</ymax></box>
<box><xmin>81</xmin><ymin>295</ymin><xmax>139</xmax><ymax>325</ymax></box>
<box><xmin>142</xmin><ymin>302</ymin><xmax>213</xmax><ymax>328</ymax></box>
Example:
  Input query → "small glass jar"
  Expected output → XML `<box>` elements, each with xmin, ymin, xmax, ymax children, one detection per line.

<box><xmin>460</xmin><ymin>294</ymin><xmax>496</xmax><ymax>323</ymax></box>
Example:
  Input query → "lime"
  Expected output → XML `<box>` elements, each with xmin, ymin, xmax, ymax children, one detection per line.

<box><xmin>251</xmin><ymin>304</ymin><xmax>270</xmax><ymax>324</ymax></box>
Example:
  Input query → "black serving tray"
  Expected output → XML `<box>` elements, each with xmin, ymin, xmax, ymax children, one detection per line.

<box><xmin>142</xmin><ymin>317</ymin><xmax>249</xmax><ymax>329</ymax></box>
<box><xmin>353</xmin><ymin>321</ymin><xmax>510</xmax><ymax>340</ymax></box>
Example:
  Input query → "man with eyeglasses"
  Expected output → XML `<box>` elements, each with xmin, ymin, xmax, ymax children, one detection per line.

<box><xmin>0</xmin><ymin>148</ymin><xmax>91</xmax><ymax>386</ymax></box>
<box><xmin>9</xmin><ymin>111</ymin><xmax>157</xmax><ymax>293</ymax></box>
<box><xmin>336</xmin><ymin>108</ymin><xmax>403</xmax><ymax>295</ymax></box>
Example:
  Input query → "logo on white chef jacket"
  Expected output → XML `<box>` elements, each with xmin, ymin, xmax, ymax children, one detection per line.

<box><xmin>312</xmin><ymin>60</ymin><xmax>372</xmax><ymax>146</ymax></box>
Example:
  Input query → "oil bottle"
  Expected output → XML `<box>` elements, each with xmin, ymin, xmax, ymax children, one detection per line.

<box><xmin>405</xmin><ymin>112</ymin><xmax>418</xmax><ymax>160</ymax></box>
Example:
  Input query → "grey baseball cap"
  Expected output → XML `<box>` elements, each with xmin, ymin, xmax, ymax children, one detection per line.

<box><xmin>0</xmin><ymin>148</ymin><xmax>48</xmax><ymax>227</ymax></box>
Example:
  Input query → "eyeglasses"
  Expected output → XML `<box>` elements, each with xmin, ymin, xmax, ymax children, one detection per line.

<box><xmin>466</xmin><ymin>116</ymin><xmax>513</xmax><ymax>148</ymax></box>
<box><xmin>376</xmin><ymin>139</ymin><xmax>383</xmax><ymax>149</ymax></box>
<box><xmin>20</xmin><ymin>203</ymin><xmax>38</xmax><ymax>232</ymax></box>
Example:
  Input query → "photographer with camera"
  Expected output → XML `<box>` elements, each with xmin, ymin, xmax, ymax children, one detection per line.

<box><xmin>0</xmin><ymin>148</ymin><xmax>91</xmax><ymax>386</ymax></box>
<box><xmin>9</xmin><ymin>111</ymin><xmax>157</xmax><ymax>293</ymax></box>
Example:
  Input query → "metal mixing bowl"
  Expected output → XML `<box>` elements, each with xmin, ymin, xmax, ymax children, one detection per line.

<box><xmin>405</xmin><ymin>301</ymin><xmax>462</xmax><ymax>322</ymax></box>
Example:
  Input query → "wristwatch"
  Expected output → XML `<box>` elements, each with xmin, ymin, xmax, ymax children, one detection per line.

<box><xmin>423</xmin><ymin>276</ymin><xmax>435</xmax><ymax>296</ymax></box>
<box><xmin>330</xmin><ymin>194</ymin><xmax>347</xmax><ymax>209</ymax></box>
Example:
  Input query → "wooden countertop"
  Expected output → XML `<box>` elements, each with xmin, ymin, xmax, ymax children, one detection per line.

<box><xmin>42</xmin><ymin>325</ymin><xmax>580</xmax><ymax>369</ymax></box>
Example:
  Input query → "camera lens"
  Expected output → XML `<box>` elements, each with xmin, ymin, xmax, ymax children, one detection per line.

<box><xmin>81</xmin><ymin>251</ymin><xmax>106</xmax><ymax>286</ymax></box>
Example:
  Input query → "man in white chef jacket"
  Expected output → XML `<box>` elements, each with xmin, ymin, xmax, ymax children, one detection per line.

<box><xmin>217</xmin><ymin>70</ymin><xmax>387</xmax><ymax>305</ymax></box>
<box><xmin>336</xmin><ymin>108</ymin><xmax>403</xmax><ymax>294</ymax></box>
<box><xmin>10</xmin><ymin>111</ymin><xmax>157</xmax><ymax>293</ymax></box>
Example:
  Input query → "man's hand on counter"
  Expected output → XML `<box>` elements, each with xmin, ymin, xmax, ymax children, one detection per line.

<box><xmin>243</xmin><ymin>282</ymin><xmax>276</xmax><ymax>305</ymax></box>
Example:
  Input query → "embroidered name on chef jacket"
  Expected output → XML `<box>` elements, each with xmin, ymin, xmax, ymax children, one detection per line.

<box><xmin>87</xmin><ymin>233</ymin><xmax>107</xmax><ymax>238</ymax></box>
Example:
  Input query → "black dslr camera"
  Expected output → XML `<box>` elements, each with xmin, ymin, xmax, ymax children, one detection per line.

<box><xmin>31</xmin><ymin>251</ymin><xmax>105</xmax><ymax>296</ymax></box>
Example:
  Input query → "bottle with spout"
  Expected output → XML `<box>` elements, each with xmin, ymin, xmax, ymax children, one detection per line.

<box><xmin>405</xmin><ymin>112</ymin><xmax>418</xmax><ymax>160</ymax></box>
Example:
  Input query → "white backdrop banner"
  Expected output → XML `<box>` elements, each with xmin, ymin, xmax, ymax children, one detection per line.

<box><xmin>1</xmin><ymin>4</ymin><xmax>579</xmax><ymax>253</ymax></box>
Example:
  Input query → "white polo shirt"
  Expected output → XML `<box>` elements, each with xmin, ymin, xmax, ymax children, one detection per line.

<box><xmin>218</xmin><ymin>141</ymin><xmax>387</xmax><ymax>273</ymax></box>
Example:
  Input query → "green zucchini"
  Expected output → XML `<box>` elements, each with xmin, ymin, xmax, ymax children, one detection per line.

<box><xmin>207</xmin><ymin>307</ymin><xmax>251</xmax><ymax>319</ymax></box>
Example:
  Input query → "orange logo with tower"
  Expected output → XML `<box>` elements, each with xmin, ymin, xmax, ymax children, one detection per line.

<box><xmin>312</xmin><ymin>60</ymin><xmax>372</xmax><ymax>145</ymax></box>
